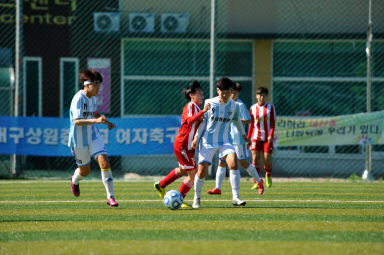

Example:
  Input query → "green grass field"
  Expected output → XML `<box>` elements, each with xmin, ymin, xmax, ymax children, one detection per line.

<box><xmin>1</xmin><ymin>179</ymin><xmax>384</xmax><ymax>255</ymax></box>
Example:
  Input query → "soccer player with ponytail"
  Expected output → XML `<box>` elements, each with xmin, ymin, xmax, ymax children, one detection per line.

<box><xmin>154</xmin><ymin>81</ymin><xmax>210</xmax><ymax>208</ymax></box>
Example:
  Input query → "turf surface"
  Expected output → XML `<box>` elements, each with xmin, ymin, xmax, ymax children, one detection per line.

<box><xmin>0</xmin><ymin>179</ymin><xmax>383</xmax><ymax>255</ymax></box>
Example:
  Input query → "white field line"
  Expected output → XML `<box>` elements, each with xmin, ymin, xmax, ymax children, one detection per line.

<box><xmin>0</xmin><ymin>178</ymin><xmax>377</xmax><ymax>184</ymax></box>
<box><xmin>0</xmin><ymin>199</ymin><xmax>384</xmax><ymax>204</ymax></box>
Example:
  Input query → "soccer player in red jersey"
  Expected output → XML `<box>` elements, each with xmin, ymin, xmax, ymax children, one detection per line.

<box><xmin>248</xmin><ymin>87</ymin><xmax>276</xmax><ymax>188</ymax></box>
<box><xmin>154</xmin><ymin>81</ymin><xmax>210</xmax><ymax>208</ymax></box>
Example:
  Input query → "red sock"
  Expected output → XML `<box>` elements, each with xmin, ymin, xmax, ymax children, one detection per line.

<box><xmin>253</xmin><ymin>164</ymin><xmax>261</xmax><ymax>183</ymax></box>
<box><xmin>179</xmin><ymin>179</ymin><xmax>193</xmax><ymax>199</ymax></box>
<box><xmin>159</xmin><ymin>168</ymin><xmax>181</xmax><ymax>188</ymax></box>
<box><xmin>265</xmin><ymin>168</ymin><xmax>272</xmax><ymax>177</ymax></box>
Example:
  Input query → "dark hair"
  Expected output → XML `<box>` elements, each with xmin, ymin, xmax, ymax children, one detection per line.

<box><xmin>79</xmin><ymin>69</ymin><xmax>103</xmax><ymax>85</ymax></box>
<box><xmin>233</xmin><ymin>82</ymin><xmax>242</xmax><ymax>92</ymax></box>
<box><xmin>256</xmin><ymin>86</ymin><xmax>269</xmax><ymax>95</ymax></box>
<box><xmin>183</xmin><ymin>80</ymin><xmax>202</xmax><ymax>101</ymax></box>
<box><xmin>217</xmin><ymin>77</ymin><xmax>234</xmax><ymax>90</ymax></box>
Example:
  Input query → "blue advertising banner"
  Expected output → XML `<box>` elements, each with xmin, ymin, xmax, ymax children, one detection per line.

<box><xmin>0</xmin><ymin>116</ymin><xmax>181</xmax><ymax>156</ymax></box>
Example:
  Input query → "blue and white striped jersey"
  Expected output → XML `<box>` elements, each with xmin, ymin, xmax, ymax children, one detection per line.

<box><xmin>230</xmin><ymin>98</ymin><xmax>251</xmax><ymax>145</ymax></box>
<box><xmin>195</xmin><ymin>97</ymin><xmax>245</xmax><ymax>149</ymax></box>
<box><xmin>68</xmin><ymin>90</ymin><xmax>100</xmax><ymax>148</ymax></box>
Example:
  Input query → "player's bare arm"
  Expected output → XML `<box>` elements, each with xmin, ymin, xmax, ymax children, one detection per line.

<box><xmin>98</xmin><ymin>115</ymin><xmax>116</xmax><ymax>130</ymax></box>
<box><xmin>203</xmin><ymin>103</ymin><xmax>211</xmax><ymax>113</ymax></box>
<box><xmin>73</xmin><ymin>118</ymin><xmax>99</xmax><ymax>126</ymax></box>
<box><xmin>105</xmin><ymin>120</ymin><xmax>116</xmax><ymax>130</ymax></box>
<box><xmin>199</xmin><ymin>103</ymin><xmax>211</xmax><ymax>121</ymax></box>
<box><xmin>243</xmin><ymin>135</ymin><xmax>251</xmax><ymax>147</ymax></box>
<box><xmin>191</xmin><ymin>136</ymin><xmax>198</xmax><ymax>149</ymax></box>
<box><xmin>73</xmin><ymin>116</ymin><xmax>115</xmax><ymax>130</ymax></box>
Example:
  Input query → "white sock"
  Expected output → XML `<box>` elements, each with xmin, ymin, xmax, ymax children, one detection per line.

<box><xmin>246</xmin><ymin>164</ymin><xmax>261</xmax><ymax>183</ymax></box>
<box><xmin>101</xmin><ymin>169</ymin><xmax>114</xmax><ymax>198</ymax></box>
<box><xmin>194</xmin><ymin>176</ymin><xmax>205</xmax><ymax>200</ymax></box>
<box><xmin>216</xmin><ymin>166</ymin><xmax>226</xmax><ymax>190</ymax></box>
<box><xmin>72</xmin><ymin>168</ymin><xmax>84</xmax><ymax>185</ymax></box>
<box><xmin>229</xmin><ymin>170</ymin><xmax>240</xmax><ymax>200</ymax></box>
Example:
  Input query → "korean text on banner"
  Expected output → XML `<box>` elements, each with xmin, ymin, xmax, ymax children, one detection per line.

<box><xmin>0</xmin><ymin>116</ymin><xmax>180</xmax><ymax>156</ymax></box>
<box><xmin>275</xmin><ymin>111</ymin><xmax>384</xmax><ymax>146</ymax></box>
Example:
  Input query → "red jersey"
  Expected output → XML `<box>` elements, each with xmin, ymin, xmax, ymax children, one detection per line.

<box><xmin>174</xmin><ymin>101</ymin><xmax>204</xmax><ymax>151</ymax></box>
<box><xmin>248</xmin><ymin>103</ymin><xmax>276</xmax><ymax>141</ymax></box>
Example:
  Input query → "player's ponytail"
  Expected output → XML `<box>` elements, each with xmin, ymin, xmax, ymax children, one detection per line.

<box><xmin>183</xmin><ymin>80</ymin><xmax>202</xmax><ymax>101</ymax></box>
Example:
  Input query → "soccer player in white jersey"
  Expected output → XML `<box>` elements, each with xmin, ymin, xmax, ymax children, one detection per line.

<box><xmin>207</xmin><ymin>83</ymin><xmax>264</xmax><ymax>195</ymax></box>
<box><xmin>191</xmin><ymin>77</ymin><xmax>249</xmax><ymax>208</ymax></box>
<box><xmin>68</xmin><ymin>69</ymin><xmax>118</xmax><ymax>207</ymax></box>
<box><xmin>248</xmin><ymin>87</ymin><xmax>276</xmax><ymax>188</ymax></box>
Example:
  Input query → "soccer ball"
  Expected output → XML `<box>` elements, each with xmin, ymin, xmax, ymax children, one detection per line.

<box><xmin>163</xmin><ymin>190</ymin><xmax>183</xmax><ymax>210</ymax></box>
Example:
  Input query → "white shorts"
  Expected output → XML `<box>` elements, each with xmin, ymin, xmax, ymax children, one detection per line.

<box><xmin>234</xmin><ymin>144</ymin><xmax>249</xmax><ymax>160</ymax></box>
<box><xmin>220</xmin><ymin>144</ymin><xmax>249</xmax><ymax>162</ymax></box>
<box><xmin>70</xmin><ymin>136</ymin><xmax>107</xmax><ymax>166</ymax></box>
<box><xmin>198</xmin><ymin>144</ymin><xmax>235</xmax><ymax>165</ymax></box>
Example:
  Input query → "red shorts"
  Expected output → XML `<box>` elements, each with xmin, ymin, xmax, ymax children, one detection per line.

<box><xmin>251</xmin><ymin>140</ymin><xmax>273</xmax><ymax>153</ymax></box>
<box><xmin>174</xmin><ymin>146</ymin><xmax>196</xmax><ymax>170</ymax></box>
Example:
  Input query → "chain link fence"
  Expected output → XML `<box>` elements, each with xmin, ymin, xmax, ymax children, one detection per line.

<box><xmin>0</xmin><ymin>0</ymin><xmax>383</xmax><ymax>179</ymax></box>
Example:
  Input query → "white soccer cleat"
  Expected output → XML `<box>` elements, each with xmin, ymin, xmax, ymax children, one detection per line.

<box><xmin>232</xmin><ymin>198</ymin><xmax>246</xmax><ymax>206</ymax></box>
<box><xmin>192</xmin><ymin>197</ymin><xmax>201</xmax><ymax>209</ymax></box>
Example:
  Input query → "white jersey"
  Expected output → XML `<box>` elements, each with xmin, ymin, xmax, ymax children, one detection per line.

<box><xmin>68</xmin><ymin>90</ymin><xmax>101</xmax><ymax>148</ymax></box>
<box><xmin>230</xmin><ymin>98</ymin><xmax>250</xmax><ymax>145</ymax></box>
<box><xmin>195</xmin><ymin>97</ymin><xmax>245</xmax><ymax>149</ymax></box>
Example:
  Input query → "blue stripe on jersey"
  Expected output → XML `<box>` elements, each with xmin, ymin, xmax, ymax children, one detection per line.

<box><xmin>220</xmin><ymin>102</ymin><xmax>231</xmax><ymax>144</ymax></box>
<box><xmin>92</xmin><ymin>126</ymin><xmax>97</xmax><ymax>141</ymax></box>
<box><xmin>238</xmin><ymin>99</ymin><xmax>250</xmax><ymax>120</ymax></box>
<box><xmin>231</xmin><ymin>100</ymin><xmax>248</xmax><ymax>145</ymax></box>
<box><xmin>218</xmin><ymin>116</ymin><xmax>227</xmax><ymax>145</ymax></box>
<box><xmin>81</xmin><ymin>126</ymin><xmax>88</xmax><ymax>147</ymax></box>
<box><xmin>76</xmin><ymin>97</ymin><xmax>82</xmax><ymax>113</ymax></box>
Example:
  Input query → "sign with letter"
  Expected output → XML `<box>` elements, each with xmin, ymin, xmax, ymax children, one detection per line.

<box><xmin>2</xmin><ymin>111</ymin><xmax>383</xmax><ymax>156</ymax></box>
<box><xmin>0</xmin><ymin>116</ymin><xmax>180</xmax><ymax>156</ymax></box>
<box><xmin>275</xmin><ymin>111</ymin><xmax>384</xmax><ymax>146</ymax></box>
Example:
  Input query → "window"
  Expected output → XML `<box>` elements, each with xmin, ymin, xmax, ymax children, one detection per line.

<box><xmin>122</xmin><ymin>39</ymin><xmax>254</xmax><ymax>116</ymax></box>
<box><xmin>273</xmin><ymin>40</ymin><xmax>384</xmax><ymax>154</ymax></box>
<box><xmin>0</xmin><ymin>67</ymin><xmax>13</xmax><ymax>116</ymax></box>
<box><xmin>274</xmin><ymin>41</ymin><xmax>384</xmax><ymax>77</ymax></box>
<box><xmin>335</xmin><ymin>145</ymin><xmax>361</xmax><ymax>154</ymax></box>
<box><xmin>60</xmin><ymin>58</ymin><xmax>79</xmax><ymax>117</ymax></box>
<box><xmin>302</xmin><ymin>146</ymin><xmax>329</xmax><ymax>153</ymax></box>
<box><xmin>273</xmin><ymin>81</ymin><xmax>367</xmax><ymax>116</ymax></box>
<box><xmin>23</xmin><ymin>57</ymin><xmax>42</xmax><ymax>116</ymax></box>
<box><xmin>273</xmin><ymin>40</ymin><xmax>384</xmax><ymax>116</ymax></box>
<box><xmin>373</xmin><ymin>145</ymin><xmax>384</xmax><ymax>152</ymax></box>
